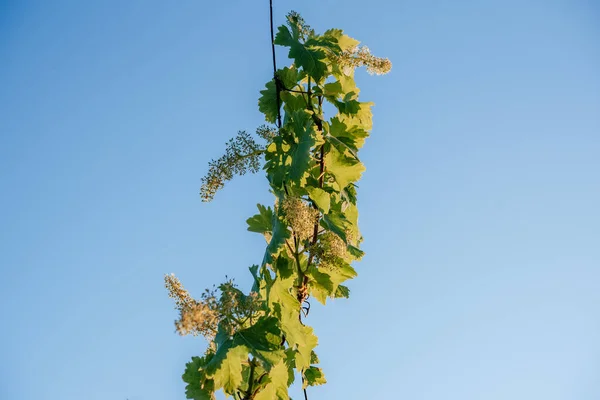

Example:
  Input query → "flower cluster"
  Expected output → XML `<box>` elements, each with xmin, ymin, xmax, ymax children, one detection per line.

<box><xmin>335</xmin><ymin>46</ymin><xmax>392</xmax><ymax>75</ymax></box>
<box><xmin>255</xmin><ymin>125</ymin><xmax>277</xmax><ymax>141</ymax></box>
<box><xmin>287</xmin><ymin>11</ymin><xmax>314</xmax><ymax>41</ymax></box>
<box><xmin>176</xmin><ymin>300</ymin><xmax>220</xmax><ymax>338</ymax></box>
<box><xmin>165</xmin><ymin>273</ymin><xmax>195</xmax><ymax>310</ymax></box>
<box><xmin>217</xmin><ymin>280</ymin><xmax>263</xmax><ymax>335</ymax></box>
<box><xmin>165</xmin><ymin>274</ymin><xmax>263</xmax><ymax>341</ymax></box>
<box><xmin>200</xmin><ymin>131</ymin><xmax>263</xmax><ymax>202</ymax></box>
<box><xmin>313</xmin><ymin>232</ymin><xmax>348</xmax><ymax>268</ymax></box>
<box><xmin>165</xmin><ymin>274</ymin><xmax>220</xmax><ymax>339</ymax></box>
<box><xmin>281</xmin><ymin>197</ymin><xmax>320</xmax><ymax>241</ymax></box>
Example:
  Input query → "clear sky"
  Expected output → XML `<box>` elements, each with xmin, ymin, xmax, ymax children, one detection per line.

<box><xmin>1</xmin><ymin>1</ymin><xmax>599</xmax><ymax>399</ymax></box>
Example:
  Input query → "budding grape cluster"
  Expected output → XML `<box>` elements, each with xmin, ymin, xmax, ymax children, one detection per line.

<box><xmin>165</xmin><ymin>274</ymin><xmax>262</xmax><ymax>340</ymax></box>
<box><xmin>280</xmin><ymin>197</ymin><xmax>320</xmax><ymax>241</ymax></box>
<box><xmin>200</xmin><ymin>131</ymin><xmax>263</xmax><ymax>202</ymax></box>
<box><xmin>287</xmin><ymin>10</ymin><xmax>314</xmax><ymax>41</ymax></box>
<box><xmin>311</xmin><ymin>231</ymin><xmax>351</xmax><ymax>270</ymax></box>
<box><xmin>336</xmin><ymin>45</ymin><xmax>392</xmax><ymax>75</ymax></box>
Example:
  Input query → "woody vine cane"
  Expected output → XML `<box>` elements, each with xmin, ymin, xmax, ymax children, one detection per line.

<box><xmin>165</xmin><ymin>6</ymin><xmax>391</xmax><ymax>400</ymax></box>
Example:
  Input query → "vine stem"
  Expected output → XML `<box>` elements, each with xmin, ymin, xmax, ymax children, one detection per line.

<box><xmin>305</xmin><ymin>82</ymin><xmax>326</xmax><ymax>274</ymax></box>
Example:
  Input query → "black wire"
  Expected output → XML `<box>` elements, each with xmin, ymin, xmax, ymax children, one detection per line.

<box><xmin>302</xmin><ymin>376</ymin><xmax>309</xmax><ymax>400</ymax></box>
<box><xmin>269</xmin><ymin>3</ymin><xmax>307</xmax><ymax>399</ymax></box>
<box><xmin>269</xmin><ymin>0</ymin><xmax>283</xmax><ymax>129</ymax></box>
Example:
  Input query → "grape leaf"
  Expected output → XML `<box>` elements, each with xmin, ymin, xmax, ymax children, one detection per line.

<box><xmin>288</xmin><ymin>111</ymin><xmax>316</xmax><ymax>182</ymax></box>
<box><xmin>323</xmin><ymin>81</ymin><xmax>343</xmax><ymax>98</ymax></box>
<box><xmin>247</xmin><ymin>204</ymin><xmax>274</xmax><ymax>233</ymax></box>
<box><xmin>333</xmin><ymin>98</ymin><xmax>361</xmax><ymax>115</ymax></box>
<box><xmin>321</xmin><ymin>210</ymin><xmax>350</xmax><ymax>243</ymax></box>
<box><xmin>274</xmin><ymin>25</ymin><xmax>294</xmax><ymax>47</ymax></box>
<box><xmin>281</xmin><ymin>91</ymin><xmax>307</xmax><ymax>114</ymax></box>
<box><xmin>206</xmin><ymin>344</ymin><xmax>248</xmax><ymax>394</ymax></box>
<box><xmin>306</xmin><ymin>265</ymin><xmax>334</xmax><ymax>305</ymax></box>
<box><xmin>275</xmin><ymin>255</ymin><xmax>295</xmax><ymax>279</ymax></box>
<box><xmin>324</xmin><ymin>133</ymin><xmax>359</xmax><ymax>160</ymax></box>
<box><xmin>235</xmin><ymin>317</ymin><xmax>282</xmax><ymax>355</ymax></box>
<box><xmin>276</xmin><ymin>66</ymin><xmax>304</xmax><ymax>91</ymax></box>
<box><xmin>347</xmin><ymin>244</ymin><xmax>365</xmax><ymax>260</ymax></box>
<box><xmin>306</xmin><ymin>187</ymin><xmax>331</xmax><ymax>214</ymax></box>
<box><xmin>323</xmin><ymin>28</ymin><xmax>360</xmax><ymax>51</ymax></box>
<box><xmin>254</xmin><ymin>360</ymin><xmax>290</xmax><ymax>400</ymax></box>
<box><xmin>328</xmin><ymin>117</ymin><xmax>369</xmax><ymax>151</ymax></box>
<box><xmin>334</xmin><ymin>284</ymin><xmax>351</xmax><ymax>298</ymax></box>
<box><xmin>327</xmin><ymin>262</ymin><xmax>357</xmax><ymax>289</ymax></box>
<box><xmin>289</xmin><ymin>43</ymin><xmax>327</xmax><ymax>82</ymax></box>
<box><xmin>325</xmin><ymin>145</ymin><xmax>365</xmax><ymax>190</ymax></box>
<box><xmin>258</xmin><ymin>79</ymin><xmax>279</xmax><ymax>123</ymax></box>
<box><xmin>338</xmin><ymin>101</ymin><xmax>374</xmax><ymax>131</ymax></box>
<box><xmin>303</xmin><ymin>366</ymin><xmax>327</xmax><ymax>389</ymax></box>
<box><xmin>268</xmin><ymin>277</ymin><xmax>318</xmax><ymax>370</ymax></box>
<box><xmin>275</xmin><ymin>26</ymin><xmax>327</xmax><ymax>82</ymax></box>
<box><xmin>263</xmin><ymin>211</ymin><xmax>290</xmax><ymax>265</ymax></box>
<box><xmin>182</xmin><ymin>357</ymin><xmax>215</xmax><ymax>400</ymax></box>
<box><xmin>264</xmin><ymin>138</ymin><xmax>289</xmax><ymax>192</ymax></box>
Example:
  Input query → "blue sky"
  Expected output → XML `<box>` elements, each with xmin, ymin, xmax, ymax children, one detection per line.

<box><xmin>0</xmin><ymin>1</ymin><xmax>598</xmax><ymax>399</ymax></box>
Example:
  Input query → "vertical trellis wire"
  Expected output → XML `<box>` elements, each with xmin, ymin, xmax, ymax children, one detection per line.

<box><xmin>269</xmin><ymin>3</ymin><xmax>309</xmax><ymax>399</ymax></box>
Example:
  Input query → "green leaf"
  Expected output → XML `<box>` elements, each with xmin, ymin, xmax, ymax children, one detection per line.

<box><xmin>347</xmin><ymin>244</ymin><xmax>365</xmax><ymax>260</ymax></box>
<box><xmin>322</xmin><ymin>81</ymin><xmax>343</xmax><ymax>99</ymax></box>
<box><xmin>310</xmin><ymin>350</ymin><xmax>320</xmax><ymax>364</ymax></box>
<box><xmin>327</xmin><ymin>262</ymin><xmax>358</xmax><ymax>288</ymax></box>
<box><xmin>323</xmin><ymin>28</ymin><xmax>360</xmax><ymax>51</ymax></box>
<box><xmin>281</xmin><ymin>91</ymin><xmax>307</xmax><ymax>114</ymax></box>
<box><xmin>201</xmin><ymin>319</ymin><xmax>279</xmax><ymax>382</ymax></box>
<box><xmin>264</xmin><ymin>138</ymin><xmax>289</xmax><ymax>192</ymax></box>
<box><xmin>303</xmin><ymin>366</ymin><xmax>327</xmax><ymax>389</ymax></box>
<box><xmin>235</xmin><ymin>317</ymin><xmax>282</xmax><ymax>354</ymax></box>
<box><xmin>338</xmin><ymin>74</ymin><xmax>360</xmax><ymax>97</ymax></box>
<box><xmin>289</xmin><ymin>42</ymin><xmax>327</xmax><ymax>82</ymax></box>
<box><xmin>339</xmin><ymin>35</ymin><xmax>360</xmax><ymax>51</ymax></box>
<box><xmin>328</xmin><ymin>117</ymin><xmax>369</xmax><ymax>151</ymax></box>
<box><xmin>247</xmin><ymin>204</ymin><xmax>274</xmax><ymax>233</ymax></box>
<box><xmin>182</xmin><ymin>357</ymin><xmax>215</xmax><ymax>400</ymax></box>
<box><xmin>289</xmin><ymin>111</ymin><xmax>316</xmax><ymax>182</ymax></box>
<box><xmin>338</xmin><ymin>101</ymin><xmax>374</xmax><ymax>131</ymax></box>
<box><xmin>293</xmin><ymin>327</ymin><xmax>318</xmax><ymax>370</ymax></box>
<box><xmin>325</xmin><ymin>145</ymin><xmax>365</xmax><ymax>190</ymax></box>
<box><xmin>284</xmin><ymin>348</ymin><xmax>297</xmax><ymax>385</ymax></box>
<box><xmin>306</xmin><ymin>187</ymin><xmax>331</xmax><ymax>214</ymax></box>
<box><xmin>276</xmin><ymin>66</ymin><xmax>304</xmax><ymax>91</ymax></box>
<box><xmin>206</xmin><ymin>344</ymin><xmax>248</xmax><ymax>394</ymax></box>
<box><xmin>334</xmin><ymin>98</ymin><xmax>361</xmax><ymax>115</ymax></box>
<box><xmin>263</xmin><ymin>211</ymin><xmax>290</xmax><ymax>265</ymax></box>
<box><xmin>214</xmin><ymin>324</ymin><xmax>231</xmax><ymax>349</ymax></box>
<box><xmin>249</xmin><ymin>264</ymin><xmax>269</xmax><ymax>297</ymax></box>
<box><xmin>274</xmin><ymin>25</ymin><xmax>327</xmax><ymax>81</ymax></box>
<box><xmin>254</xmin><ymin>360</ymin><xmax>290</xmax><ymax>400</ymax></box>
<box><xmin>306</xmin><ymin>265</ymin><xmax>334</xmax><ymax>305</ymax></box>
<box><xmin>258</xmin><ymin>79</ymin><xmax>279</xmax><ymax>123</ymax></box>
<box><xmin>307</xmin><ymin>262</ymin><xmax>355</xmax><ymax>304</ymax></box>
<box><xmin>324</xmin><ymin>133</ymin><xmax>359</xmax><ymax>160</ymax></box>
<box><xmin>305</xmin><ymin>35</ymin><xmax>341</xmax><ymax>55</ymax></box>
<box><xmin>275</xmin><ymin>255</ymin><xmax>295</xmax><ymax>279</ymax></box>
<box><xmin>334</xmin><ymin>284</ymin><xmax>350</xmax><ymax>298</ymax></box>
<box><xmin>274</xmin><ymin>25</ymin><xmax>294</xmax><ymax>47</ymax></box>
<box><xmin>268</xmin><ymin>277</ymin><xmax>318</xmax><ymax>370</ymax></box>
<box><xmin>268</xmin><ymin>277</ymin><xmax>300</xmax><ymax>316</ymax></box>
<box><xmin>321</xmin><ymin>210</ymin><xmax>350</xmax><ymax>243</ymax></box>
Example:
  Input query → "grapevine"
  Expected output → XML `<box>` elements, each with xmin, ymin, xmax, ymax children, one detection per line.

<box><xmin>166</xmin><ymin>9</ymin><xmax>391</xmax><ymax>399</ymax></box>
